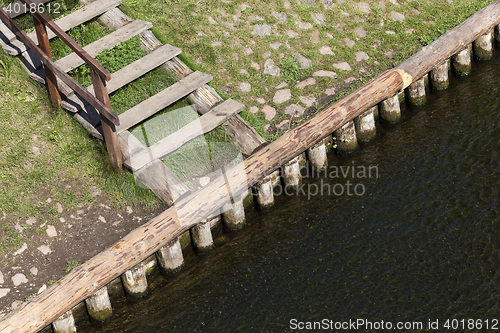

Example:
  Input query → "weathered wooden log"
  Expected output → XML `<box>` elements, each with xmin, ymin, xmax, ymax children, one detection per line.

<box><xmin>430</xmin><ymin>60</ymin><xmax>449</xmax><ymax>90</ymax></box>
<box><xmin>255</xmin><ymin>174</ymin><xmax>275</xmax><ymax>208</ymax></box>
<box><xmin>84</xmin><ymin>287</ymin><xmax>112</xmax><ymax>322</ymax></box>
<box><xmin>283</xmin><ymin>155</ymin><xmax>302</xmax><ymax>189</ymax></box>
<box><xmin>334</xmin><ymin>121</ymin><xmax>359</xmax><ymax>152</ymax></box>
<box><xmin>307</xmin><ymin>137</ymin><xmax>329</xmax><ymax>170</ymax></box>
<box><xmin>379</xmin><ymin>95</ymin><xmax>401</xmax><ymax>123</ymax></box>
<box><xmin>395</xmin><ymin>1</ymin><xmax>500</xmax><ymax>89</ymax></box>
<box><xmin>354</xmin><ymin>106</ymin><xmax>377</xmax><ymax>142</ymax></box>
<box><xmin>222</xmin><ymin>198</ymin><xmax>246</xmax><ymax>230</ymax></box>
<box><xmin>156</xmin><ymin>238</ymin><xmax>184</xmax><ymax>273</ymax></box>
<box><xmin>191</xmin><ymin>219</ymin><xmax>214</xmax><ymax>251</ymax></box>
<box><xmin>452</xmin><ymin>44</ymin><xmax>472</xmax><ymax>76</ymax></box>
<box><xmin>474</xmin><ymin>30</ymin><xmax>494</xmax><ymax>60</ymax></box>
<box><xmin>0</xmin><ymin>69</ymin><xmax>406</xmax><ymax>333</ymax></box>
<box><xmin>406</xmin><ymin>77</ymin><xmax>426</xmax><ymax>106</ymax></box>
<box><xmin>121</xmin><ymin>263</ymin><xmax>148</xmax><ymax>297</ymax></box>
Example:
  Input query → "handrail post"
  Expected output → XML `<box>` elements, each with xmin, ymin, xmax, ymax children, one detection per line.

<box><xmin>33</xmin><ymin>15</ymin><xmax>61</xmax><ymax>108</ymax></box>
<box><xmin>90</xmin><ymin>68</ymin><xmax>123</xmax><ymax>170</ymax></box>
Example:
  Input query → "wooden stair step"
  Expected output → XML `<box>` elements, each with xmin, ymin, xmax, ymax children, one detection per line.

<box><xmin>55</xmin><ymin>19</ymin><xmax>152</xmax><ymax>73</ymax></box>
<box><xmin>116</xmin><ymin>71</ymin><xmax>213</xmax><ymax>134</ymax></box>
<box><xmin>125</xmin><ymin>99</ymin><xmax>245</xmax><ymax>171</ymax></box>
<box><xmin>60</xmin><ymin>43</ymin><xmax>181</xmax><ymax>113</ymax></box>
<box><xmin>2</xmin><ymin>0</ymin><xmax>122</xmax><ymax>55</ymax></box>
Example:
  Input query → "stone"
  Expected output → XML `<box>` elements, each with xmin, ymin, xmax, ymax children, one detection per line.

<box><xmin>319</xmin><ymin>46</ymin><xmax>334</xmax><ymax>55</ymax></box>
<box><xmin>0</xmin><ymin>271</ymin><xmax>3</xmax><ymax>284</ymax></box>
<box><xmin>239</xmin><ymin>82</ymin><xmax>251</xmax><ymax>92</ymax></box>
<box><xmin>388</xmin><ymin>0</ymin><xmax>399</xmax><ymax>5</ymax></box>
<box><xmin>244</xmin><ymin>48</ymin><xmax>253</xmax><ymax>55</ymax></box>
<box><xmin>405</xmin><ymin>28</ymin><xmax>414</xmax><ymax>34</ymax></box>
<box><xmin>211</xmin><ymin>41</ymin><xmax>223</xmax><ymax>47</ymax></box>
<box><xmin>46</xmin><ymin>198</ymin><xmax>52</xmax><ymax>203</ymax></box>
<box><xmin>38</xmin><ymin>285</ymin><xmax>47</xmax><ymax>294</ymax></box>
<box><xmin>26</xmin><ymin>217</ymin><xmax>36</xmax><ymax>226</ymax></box>
<box><xmin>384</xmin><ymin>51</ymin><xmax>394</xmax><ymax>59</ymax></box>
<box><xmin>305</xmin><ymin>0</ymin><xmax>314</xmax><ymax>6</ymax></box>
<box><xmin>250</xmin><ymin>106</ymin><xmax>259</xmax><ymax>114</ymax></box>
<box><xmin>333</xmin><ymin>62</ymin><xmax>352</xmax><ymax>71</ymax></box>
<box><xmin>30</xmin><ymin>267</ymin><xmax>38</xmax><ymax>276</ymax></box>
<box><xmin>270</xmin><ymin>42</ymin><xmax>281</xmax><ymax>50</ymax></box>
<box><xmin>56</xmin><ymin>202</ymin><xmax>63</xmax><ymax>213</ymax></box>
<box><xmin>262</xmin><ymin>105</ymin><xmax>277</xmax><ymax>120</ymax></box>
<box><xmin>358</xmin><ymin>2</ymin><xmax>371</xmax><ymax>13</ymax></box>
<box><xmin>276</xmin><ymin>120</ymin><xmax>290</xmax><ymax>132</ymax></box>
<box><xmin>0</xmin><ymin>289</ymin><xmax>10</xmax><ymax>299</ymax></box>
<box><xmin>299</xmin><ymin>96</ymin><xmax>317</xmax><ymax>107</ymax></box>
<box><xmin>325</xmin><ymin>87</ymin><xmax>336</xmax><ymax>95</ymax></box>
<box><xmin>273</xmin><ymin>89</ymin><xmax>291</xmax><ymax>104</ymax></box>
<box><xmin>313</xmin><ymin>70</ymin><xmax>337</xmax><ymax>77</ymax></box>
<box><xmin>344</xmin><ymin>38</ymin><xmax>355</xmax><ymax>48</ymax></box>
<box><xmin>311</xmin><ymin>30</ymin><xmax>320</xmax><ymax>43</ymax></box>
<box><xmin>14</xmin><ymin>223</ymin><xmax>23</xmax><ymax>234</ymax></box>
<box><xmin>262</xmin><ymin>52</ymin><xmax>271</xmax><ymax>59</ymax></box>
<box><xmin>273</xmin><ymin>12</ymin><xmax>287</xmax><ymax>23</ymax></box>
<box><xmin>89</xmin><ymin>186</ymin><xmax>100</xmax><ymax>197</ymax></box>
<box><xmin>284</xmin><ymin>0</ymin><xmax>291</xmax><ymax>8</ymax></box>
<box><xmin>295</xmin><ymin>78</ymin><xmax>316</xmax><ymax>88</ymax></box>
<box><xmin>385</xmin><ymin>30</ymin><xmax>396</xmax><ymax>35</ymax></box>
<box><xmin>37</xmin><ymin>245</ymin><xmax>51</xmax><ymax>255</ymax></box>
<box><xmin>126</xmin><ymin>206</ymin><xmax>133</xmax><ymax>214</ymax></box>
<box><xmin>345</xmin><ymin>76</ymin><xmax>357</xmax><ymax>84</ymax></box>
<box><xmin>252</xmin><ymin>24</ymin><xmax>271</xmax><ymax>36</ymax></box>
<box><xmin>264</xmin><ymin>59</ymin><xmax>281</xmax><ymax>76</ymax></box>
<box><xmin>391</xmin><ymin>11</ymin><xmax>405</xmax><ymax>21</ymax></box>
<box><xmin>250</xmin><ymin>15</ymin><xmax>264</xmax><ymax>21</ymax></box>
<box><xmin>286</xmin><ymin>30</ymin><xmax>299</xmax><ymax>38</ymax></box>
<box><xmin>32</xmin><ymin>147</ymin><xmax>41</xmax><ymax>156</ymax></box>
<box><xmin>208</xmin><ymin>16</ymin><xmax>216</xmax><ymax>24</ymax></box>
<box><xmin>323</xmin><ymin>0</ymin><xmax>333</xmax><ymax>10</ymax></box>
<box><xmin>46</xmin><ymin>225</ymin><xmax>57</xmax><ymax>237</ymax></box>
<box><xmin>284</xmin><ymin>104</ymin><xmax>306</xmax><ymax>119</ymax></box>
<box><xmin>251</xmin><ymin>62</ymin><xmax>260</xmax><ymax>70</ymax></box>
<box><xmin>355</xmin><ymin>27</ymin><xmax>367</xmax><ymax>37</ymax></box>
<box><xmin>312</xmin><ymin>13</ymin><xmax>325</xmax><ymax>25</ymax></box>
<box><xmin>12</xmin><ymin>273</ymin><xmax>28</xmax><ymax>286</ymax></box>
<box><xmin>276</xmin><ymin>82</ymin><xmax>288</xmax><ymax>89</ymax></box>
<box><xmin>239</xmin><ymin>69</ymin><xmax>249</xmax><ymax>75</ymax></box>
<box><xmin>378</xmin><ymin>1</ymin><xmax>386</xmax><ymax>10</ymax></box>
<box><xmin>297</xmin><ymin>21</ymin><xmax>313</xmax><ymax>30</ymax></box>
<box><xmin>232</xmin><ymin>53</ymin><xmax>239</xmax><ymax>61</ymax></box>
<box><xmin>257</xmin><ymin>98</ymin><xmax>266</xmax><ymax>104</ymax></box>
<box><xmin>293</xmin><ymin>53</ymin><xmax>312</xmax><ymax>69</ymax></box>
<box><xmin>241</xmin><ymin>3</ymin><xmax>251</xmax><ymax>10</ymax></box>
<box><xmin>355</xmin><ymin>51</ymin><xmax>369</xmax><ymax>62</ymax></box>
<box><xmin>13</xmin><ymin>243</ymin><xmax>27</xmax><ymax>256</ymax></box>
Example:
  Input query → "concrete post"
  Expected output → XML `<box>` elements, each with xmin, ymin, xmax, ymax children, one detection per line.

<box><xmin>307</xmin><ymin>138</ymin><xmax>328</xmax><ymax>170</ymax></box>
<box><xmin>452</xmin><ymin>44</ymin><xmax>472</xmax><ymax>76</ymax></box>
<box><xmin>334</xmin><ymin>121</ymin><xmax>359</xmax><ymax>152</ymax></box>
<box><xmin>406</xmin><ymin>77</ymin><xmax>426</xmax><ymax>106</ymax></box>
<box><xmin>121</xmin><ymin>262</ymin><xmax>148</xmax><ymax>297</ymax></box>
<box><xmin>255</xmin><ymin>174</ymin><xmax>274</xmax><ymax>208</ymax></box>
<box><xmin>474</xmin><ymin>30</ymin><xmax>493</xmax><ymax>60</ymax></box>
<box><xmin>222</xmin><ymin>198</ymin><xmax>246</xmax><ymax>230</ymax></box>
<box><xmin>191</xmin><ymin>220</ymin><xmax>214</xmax><ymax>251</ymax></box>
<box><xmin>430</xmin><ymin>60</ymin><xmax>449</xmax><ymax>90</ymax></box>
<box><xmin>85</xmin><ymin>286</ymin><xmax>112</xmax><ymax>322</ymax></box>
<box><xmin>379</xmin><ymin>95</ymin><xmax>401</xmax><ymax>123</ymax></box>
<box><xmin>156</xmin><ymin>238</ymin><xmax>184</xmax><ymax>273</ymax></box>
<box><xmin>354</xmin><ymin>106</ymin><xmax>376</xmax><ymax>142</ymax></box>
<box><xmin>283</xmin><ymin>155</ymin><xmax>302</xmax><ymax>189</ymax></box>
<box><xmin>52</xmin><ymin>311</ymin><xmax>77</xmax><ymax>333</ymax></box>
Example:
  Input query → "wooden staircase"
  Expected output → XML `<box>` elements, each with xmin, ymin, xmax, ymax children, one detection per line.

<box><xmin>0</xmin><ymin>0</ymin><xmax>260</xmax><ymax>205</ymax></box>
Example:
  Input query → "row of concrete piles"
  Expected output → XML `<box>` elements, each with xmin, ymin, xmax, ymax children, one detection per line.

<box><xmin>51</xmin><ymin>29</ymin><xmax>496</xmax><ymax>333</ymax></box>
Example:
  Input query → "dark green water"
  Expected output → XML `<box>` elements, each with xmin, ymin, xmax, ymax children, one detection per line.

<box><xmin>78</xmin><ymin>53</ymin><xmax>500</xmax><ymax>332</ymax></box>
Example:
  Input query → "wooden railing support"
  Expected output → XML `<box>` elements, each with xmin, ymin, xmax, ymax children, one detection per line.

<box><xmin>90</xmin><ymin>68</ymin><xmax>122</xmax><ymax>169</ymax></box>
<box><xmin>33</xmin><ymin>15</ymin><xmax>60</xmax><ymax>107</ymax></box>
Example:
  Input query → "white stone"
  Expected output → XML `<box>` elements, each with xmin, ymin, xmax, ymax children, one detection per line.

<box><xmin>385</xmin><ymin>30</ymin><xmax>396</xmax><ymax>35</ymax></box>
<box><xmin>239</xmin><ymin>82</ymin><xmax>251</xmax><ymax>92</ymax></box>
<box><xmin>294</xmin><ymin>53</ymin><xmax>312</xmax><ymax>69</ymax></box>
<box><xmin>262</xmin><ymin>105</ymin><xmax>277</xmax><ymax>120</ymax></box>
<box><xmin>46</xmin><ymin>225</ymin><xmax>57</xmax><ymax>237</ymax></box>
<box><xmin>319</xmin><ymin>46</ymin><xmax>335</xmax><ymax>55</ymax></box>
<box><xmin>211</xmin><ymin>41</ymin><xmax>223</xmax><ymax>47</ymax></box>
<box><xmin>14</xmin><ymin>223</ymin><xmax>23</xmax><ymax>234</ymax></box>
<box><xmin>37</xmin><ymin>245</ymin><xmax>51</xmax><ymax>255</ymax></box>
<box><xmin>26</xmin><ymin>217</ymin><xmax>36</xmax><ymax>226</ymax></box>
<box><xmin>270</xmin><ymin>42</ymin><xmax>282</xmax><ymax>50</ymax></box>
<box><xmin>299</xmin><ymin>96</ymin><xmax>317</xmax><ymax>107</ymax></box>
<box><xmin>391</xmin><ymin>11</ymin><xmax>405</xmax><ymax>21</ymax></box>
<box><xmin>38</xmin><ymin>284</ymin><xmax>47</xmax><ymax>294</ymax></box>
<box><xmin>284</xmin><ymin>104</ymin><xmax>306</xmax><ymax>119</ymax></box>
<box><xmin>12</xmin><ymin>273</ymin><xmax>28</xmax><ymax>286</ymax></box>
<box><xmin>313</xmin><ymin>70</ymin><xmax>337</xmax><ymax>77</ymax></box>
<box><xmin>0</xmin><ymin>271</ymin><xmax>3</xmax><ymax>284</ymax></box>
<box><xmin>90</xmin><ymin>186</ymin><xmax>101</xmax><ymax>197</ymax></box>
<box><xmin>297</xmin><ymin>21</ymin><xmax>313</xmax><ymax>30</ymax></box>
<box><xmin>257</xmin><ymin>98</ymin><xmax>266</xmax><ymax>104</ymax></box>
<box><xmin>355</xmin><ymin>27</ymin><xmax>367</xmax><ymax>37</ymax></box>
<box><xmin>56</xmin><ymin>202</ymin><xmax>63</xmax><ymax>213</ymax></box>
<box><xmin>30</xmin><ymin>267</ymin><xmax>38</xmax><ymax>276</ymax></box>
<box><xmin>322</xmin><ymin>0</ymin><xmax>333</xmax><ymax>10</ymax></box>
<box><xmin>295</xmin><ymin>78</ymin><xmax>316</xmax><ymax>88</ymax></box>
<box><xmin>286</xmin><ymin>30</ymin><xmax>299</xmax><ymax>38</ymax></box>
<box><xmin>264</xmin><ymin>59</ymin><xmax>281</xmax><ymax>76</ymax></box>
<box><xmin>333</xmin><ymin>62</ymin><xmax>352</xmax><ymax>71</ymax></box>
<box><xmin>276</xmin><ymin>82</ymin><xmax>288</xmax><ymax>89</ymax></box>
<box><xmin>250</xmin><ymin>106</ymin><xmax>259</xmax><ymax>114</ymax></box>
<box><xmin>239</xmin><ymin>69</ymin><xmax>249</xmax><ymax>75</ymax></box>
<box><xmin>358</xmin><ymin>2</ymin><xmax>370</xmax><ymax>13</ymax></box>
<box><xmin>262</xmin><ymin>52</ymin><xmax>271</xmax><ymax>59</ymax></box>
<box><xmin>0</xmin><ymin>289</ymin><xmax>10</xmax><ymax>299</ymax></box>
<box><xmin>273</xmin><ymin>11</ymin><xmax>287</xmax><ymax>23</ymax></box>
<box><xmin>344</xmin><ymin>38</ymin><xmax>355</xmax><ymax>48</ymax></box>
<box><xmin>13</xmin><ymin>243</ymin><xmax>27</xmax><ymax>256</ymax></box>
<box><xmin>273</xmin><ymin>89</ymin><xmax>292</xmax><ymax>104</ymax></box>
<box><xmin>250</xmin><ymin>15</ymin><xmax>264</xmax><ymax>21</ymax></box>
<box><xmin>355</xmin><ymin>51</ymin><xmax>369</xmax><ymax>62</ymax></box>
<box><xmin>126</xmin><ymin>206</ymin><xmax>133</xmax><ymax>214</ymax></box>
<box><xmin>312</xmin><ymin>13</ymin><xmax>325</xmax><ymax>25</ymax></box>
<box><xmin>32</xmin><ymin>147</ymin><xmax>41</xmax><ymax>156</ymax></box>
<box><xmin>98</xmin><ymin>215</ymin><xmax>106</xmax><ymax>223</ymax></box>
<box><xmin>251</xmin><ymin>62</ymin><xmax>260</xmax><ymax>70</ymax></box>
<box><xmin>252</xmin><ymin>24</ymin><xmax>271</xmax><ymax>36</ymax></box>
<box><xmin>244</xmin><ymin>48</ymin><xmax>253</xmax><ymax>55</ymax></box>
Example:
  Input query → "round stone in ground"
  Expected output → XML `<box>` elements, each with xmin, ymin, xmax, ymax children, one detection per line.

<box><xmin>12</xmin><ymin>273</ymin><xmax>28</xmax><ymax>287</ymax></box>
<box><xmin>311</xmin><ymin>30</ymin><xmax>320</xmax><ymax>43</ymax></box>
<box><xmin>273</xmin><ymin>89</ymin><xmax>291</xmax><ymax>104</ymax></box>
<box><xmin>264</xmin><ymin>59</ymin><xmax>281</xmax><ymax>76</ymax></box>
<box><xmin>299</xmin><ymin>96</ymin><xmax>317</xmax><ymax>107</ymax></box>
<box><xmin>358</xmin><ymin>2</ymin><xmax>371</xmax><ymax>13</ymax></box>
<box><xmin>250</xmin><ymin>106</ymin><xmax>259</xmax><ymax>114</ymax></box>
<box><xmin>391</xmin><ymin>11</ymin><xmax>405</xmax><ymax>21</ymax></box>
<box><xmin>239</xmin><ymin>82</ymin><xmax>251</xmax><ymax>92</ymax></box>
<box><xmin>344</xmin><ymin>77</ymin><xmax>357</xmax><ymax>84</ymax></box>
<box><xmin>276</xmin><ymin>120</ymin><xmax>290</xmax><ymax>132</ymax></box>
<box><xmin>333</xmin><ymin>62</ymin><xmax>352</xmax><ymax>71</ymax></box>
<box><xmin>323</xmin><ymin>0</ymin><xmax>333</xmax><ymax>10</ymax></box>
<box><xmin>244</xmin><ymin>48</ymin><xmax>253</xmax><ymax>55</ymax></box>
<box><xmin>355</xmin><ymin>27</ymin><xmax>367</xmax><ymax>37</ymax></box>
<box><xmin>344</xmin><ymin>38</ymin><xmax>355</xmax><ymax>48</ymax></box>
<box><xmin>312</xmin><ymin>13</ymin><xmax>325</xmax><ymax>25</ymax></box>
<box><xmin>273</xmin><ymin>11</ymin><xmax>287</xmax><ymax>23</ymax></box>
<box><xmin>257</xmin><ymin>98</ymin><xmax>266</xmax><ymax>104</ymax></box>
<box><xmin>284</xmin><ymin>104</ymin><xmax>306</xmax><ymax>119</ymax></box>
<box><xmin>295</xmin><ymin>78</ymin><xmax>316</xmax><ymax>88</ymax></box>
<box><xmin>319</xmin><ymin>46</ymin><xmax>334</xmax><ymax>55</ymax></box>
<box><xmin>293</xmin><ymin>53</ymin><xmax>312</xmax><ymax>69</ymax></box>
<box><xmin>325</xmin><ymin>87</ymin><xmax>336</xmax><ymax>95</ymax></box>
<box><xmin>252</xmin><ymin>24</ymin><xmax>271</xmax><ymax>36</ymax></box>
<box><xmin>355</xmin><ymin>51</ymin><xmax>369</xmax><ymax>62</ymax></box>
<box><xmin>262</xmin><ymin>105</ymin><xmax>277</xmax><ymax>120</ymax></box>
<box><xmin>297</xmin><ymin>21</ymin><xmax>313</xmax><ymax>30</ymax></box>
<box><xmin>313</xmin><ymin>70</ymin><xmax>336</xmax><ymax>77</ymax></box>
<box><xmin>270</xmin><ymin>42</ymin><xmax>281</xmax><ymax>50</ymax></box>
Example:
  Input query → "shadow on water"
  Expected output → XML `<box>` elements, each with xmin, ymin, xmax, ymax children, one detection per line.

<box><xmin>76</xmin><ymin>52</ymin><xmax>500</xmax><ymax>332</ymax></box>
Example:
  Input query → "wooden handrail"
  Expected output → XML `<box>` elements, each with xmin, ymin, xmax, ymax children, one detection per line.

<box><xmin>19</xmin><ymin>0</ymin><xmax>111</xmax><ymax>81</ymax></box>
<box><xmin>0</xmin><ymin>7</ymin><xmax>119</xmax><ymax>125</ymax></box>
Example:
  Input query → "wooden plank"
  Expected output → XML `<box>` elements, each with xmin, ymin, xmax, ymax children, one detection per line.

<box><xmin>0</xmin><ymin>5</ymin><xmax>119</xmax><ymax>125</ymax></box>
<box><xmin>55</xmin><ymin>19</ymin><xmax>153</xmax><ymax>73</ymax></box>
<box><xmin>4</xmin><ymin>0</ymin><xmax>50</xmax><ymax>19</ymax></box>
<box><xmin>0</xmin><ymin>17</ymin><xmax>17</xmax><ymax>42</ymax></box>
<box><xmin>126</xmin><ymin>99</ymin><xmax>245</xmax><ymax>170</ymax></box>
<box><xmin>395</xmin><ymin>0</ymin><xmax>500</xmax><ymax>88</ymax></box>
<box><xmin>0</xmin><ymin>69</ymin><xmax>404</xmax><ymax>333</ymax></box>
<box><xmin>4</xmin><ymin>0</ymin><xmax>122</xmax><ymax>55</ymax></box>
<box><xmin>116</xmin><ymin>71</ymin><xmax>213</xmax><ymax>134</ymax></box>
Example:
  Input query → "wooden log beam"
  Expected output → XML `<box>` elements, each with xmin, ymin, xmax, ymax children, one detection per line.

<box><xmin>395</xmin><ymin>0</ymin><xmax>500</xmax><ymax>89</ymax></box>
<box><xmin>0</xmin><ymin>6</ymin><xmax>120</xmax><ymax>125</ymax></box>
<box><xmin>0</xmin><ymin>70</ymin><xmax>403</xmax><ymax>333</ymax></box>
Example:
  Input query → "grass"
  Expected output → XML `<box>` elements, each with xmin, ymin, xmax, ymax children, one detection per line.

<box><xmin>64</xmin><ymin>260</ymin><xmax>78</xmax><ymax>273</ymax></box>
